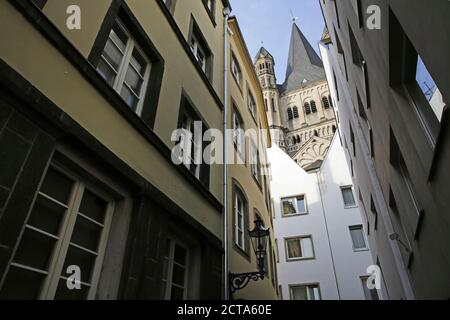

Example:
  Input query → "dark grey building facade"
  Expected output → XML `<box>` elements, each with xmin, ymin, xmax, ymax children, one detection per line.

<box><xmin>320</xmin><ymin>0</ymin><xmax>450</xmax><ymax>299</ymax></box>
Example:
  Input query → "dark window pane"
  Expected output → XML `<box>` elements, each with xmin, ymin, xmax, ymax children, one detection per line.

<box><xmin>97</xmin><ymin>59</ymin><xmax>116</xmax><ymax>86</ymax></box>
<box><xmin>14</xmin><ymin>228</ymin><xmax>57</xmax><ymax>271</ymax></box>
<box><xmin>54</xmin><ymin>279</ymin><xmax>89</xmax><ymax>300</ymax></box>
<box><xmin>71</xmin><ymin>216</ymin><xmax>103</xmax><ymax>252</ymax></box>
<box><xmin>28</xmin><ymin>195</ymin><xmax>66</xmax><ymax>236</ymax></box>
<box><xmin>79</xmin><ymin>189</ymin><xmax>107</xmax><ymax>224</ymax></box>
<box><xmin>0</xmin><ymin>266</ymin><xmax>45</xmax><ymax>300</ymax></box>
<box><xmin>62</xmin><ymin>246</ymin><xmax>96</xmax><ymax>284</ymax></box>
<box><xmin>172</xmin><ymin>264</ymin><xmax>186</xmax><ymax>287</ymax></box>
<box><xmin>40</xmin><ymin>168</ymin><xmax>74</xmax><ymax>205</ymax></box>
<box><xmin>170</xmin><ymin>286</ymin><xmax>184</xmax><ymax>300</ymax></box>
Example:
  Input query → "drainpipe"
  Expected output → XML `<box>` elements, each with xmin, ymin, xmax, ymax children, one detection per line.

<box><xmin>222</xmin><ymin>5</ymin><xmax>231</xmax><ymax>301</ymax></box>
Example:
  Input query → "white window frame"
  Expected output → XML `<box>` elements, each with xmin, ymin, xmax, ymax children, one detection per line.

<box><xmin>341</xmin><ymin>185</ymin><xmax>357</xmax><ymax>209</ymax></box>
<box><xmin>284</xmin><ymin>236</ymin><xmax>315</xmax><ymax>261</ymax></box>
<box><xmin>248</xmin><ymin>91</ymin><xmax>257</xmax><ymax>119</ymax></box>
<box><xmin>190</xmin><ymin>33</ymin><xmax>207</xmax><ymax>72</ymax></box>
<box><xmin>5</xmin><ymin>163</ymin><xmax>115</xmax><ymax>300</ymax></box>
<box><xmin>234</xmin><ymin>191</ymin><xmax>246</xmax><ymax>251</ymax></box>
<box><xmin>290</xmin><ymin>284</ymin><xmax>321</xmax><ymax>300</ymax></box>
<box><xmin>349</xmin><ymin>225</ymin><xmax>368</xmax><ymax>251</ymax></box>
<box><xmin>232</xmin><ymin>110</ymin><xmax>245</xmax><ymax>160</ymax></box>
<box><xmin>231</xmin><ymin>54</ymin><xmax>242</xmax><ymax>86</ymax></box>
<box><xmin>180</xmin><ymin>113</ymin><xmax>202</xmax><ymax>180</ymax></box>
<box><xmin>281</xmin><ymin>195</ymin><xmax>308</xmax><ymax>217</ymax></box>
<box><xmin>162</xmin><ymin>238</ymin><xmax>190</xmax><ymax>300</ymax></box>
<box><xmin>98</xmin><ymin>19</ymin><xmax>151</xmax><ymax>115</ymax></box>
<box><xmin>251</xmin><ymin>141</ymin><xmax>260</xmax><ymax>182</ymax></box>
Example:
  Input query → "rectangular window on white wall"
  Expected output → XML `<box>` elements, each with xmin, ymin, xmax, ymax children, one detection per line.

<box><xmin>349</xmin><ymin>225</ymin><xmax>368</xmax><ymax>251</ymax></box>
<box><xmin>341</xmin><ymin>186</ymin><xmax>356</xmax><ymax>208</ymax></box>
<box><xmin>290</xmin><ymin>284</ymin><xmax>321</xmax><ymax>300</ymax></box>
<box><xmin>281</xmin><ymin>196</ymin><xmax>307</xmax><ymax>216</ymax></box>
<box><xmin>285</xmin><ymin>236</ymin><xmax>315</xmax><ymax>260</ymax></box>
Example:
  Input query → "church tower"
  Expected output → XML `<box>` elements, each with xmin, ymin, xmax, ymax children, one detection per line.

<box><xmin>256</xmin><ymin>22</ymin><xmax>337</xmax><ymax>171</ymax></box>
<box><xmin>254</xmin><ymin>47</ymin><xmax>286</xmax><ymax>150</ymax></box>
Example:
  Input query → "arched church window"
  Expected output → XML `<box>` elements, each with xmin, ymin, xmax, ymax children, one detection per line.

<box><xmin>332</xmin><ymin>125</ymin><xmax>337</xmax><ymax>133</ymax></box>
<box><xmin>322</xmin><ymin>96</ymin><xmax>330</xmax><ymax>109</ymax></box>
<box><xmin>329</xmin><ymin>95</ymin><xmax>333</xmax><ymax>107</ymax></box>
<box><xmin>293</xmin><ymin>106</ymin><xmax>299</xmax><ymax>118</ymax></box>
<box><xmin>314</xmin><ymin>130</ymin><xmax>318</xmax><ymax>137</ymax></box>
<box><xmin>287</xmin><ymin>108</ymin><xmax>293</xmax><ymax>121</ymax></box>
<box><xmin>304</xmin><ymin>102</ymin><xmax>311</xmax><ymax>115</ymax></box>
<box><xmin>264</xmin><ymin>99</ymin><xmax>268</xmax><ymax>112</ymax></box>
<box><xmin>311</xmin><ymin>100</ymin><xmax>317</xmax><ymax>113</ymax></box>
<box><xmin>296</xmin><ymin>135</ymin><xmax>300</xmax><ymax>143</ymax></box>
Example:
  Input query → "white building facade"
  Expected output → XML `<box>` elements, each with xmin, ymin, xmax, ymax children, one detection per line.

<box><xmin>269</xmin><ymin>137</ymin><xmax>378</xmax><ymax>300</ymax></box>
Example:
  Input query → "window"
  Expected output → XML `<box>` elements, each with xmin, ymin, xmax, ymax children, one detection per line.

<box><xmin>311</xmin><ymin>100</ymin><xmax>317</xmax><ymax>113</ymax></box>
<box><xmin>322</xmin><ymin>96</ymin><xmax>330</xmax><ymax>109</ymax></box>
<box><xmin>349</xmin><ymin>225</ymin><xmax>368</xmax><ymax>251</ymax></box>
<box><xmin>96</xmin><ymin>19</ymin><xmax>151</xmax><ymax>114</ymax></box>
<box><xmin>304</xmin><ymin>102</ymin><xmax>311</xmax><ymax>115</ymax></box>
<box><xmin>176</xmin><ymin>96</ymin><xmax>210</xmax><ymax>187</ymax></box>
<box><xmin>264</xmin><ymin>99</ymin><xmax>268</xmax><ymax>112</ymax></box>
<box><xmin>285</xmin><ymin>236</ymin><xmax>314</xmax><ymax>260</ymax></box>
<box><xmin>281</xmin><ymin>196</ymin><xmax>307</xmax><ymax>216</ymax></box>
<box><xmin>341</xmin><ymin>186</ymin><xmax>356</xmax><ymax>208</ymax></box>
<box><xmin>189</xmin><ymin>20</ymin><xmax>213</xmax><ymax>79</ymax></box>
<box><xmin>287</xmin><ymin>108</ymin><xmax>293</xmax><ymax>121</ymax></box>
<box><xmin>232</xmin><ymin>107</ymin><xmax>245</xmax><ymax>159</ymax></box>
<box><xmin>349</xmin><ymin>24</ymin><xmax>370</xmax><ymax>108</ymax></box>
<box><xmin>350</xmin><ymin>123</ymin><xmax>356</xmax><ymax>157</ymax></box>
<box><xmin>275</xmin><ymin>239</ymin><xmax>280</xmax><ymax>263</ymax></box>
<box><xmin>0</xmin><ymin>164</ymin><xmax>114</xmax><ymax>299</ymax></box>
<box><xmin>361</xmin><ymin>276</ymin><xmax>379</xmax><ymax>300</ymax></box>
<box><xmin>233</xmin><ymin>187</ymin><xmax>248</xmax><ymax>252</ymax></box>
<box><xmin>180</xmin><ymin>111</ymin><xmax>201</xmax><ymax>179</ymax></box>
<box><xmin>202</xmin><ymin>0</ymin><xmax>216</xmax><ymax>22</ymax></box>
<box><xmin>248</xmin><ymin>91</ymin><xmax>257</xmax><ymax>119</ymax></box>
<box><xmin>271</xmin><ymin>98</ymin><xmax>276</xmax><ymax>112</ymax></box>
<box><xmin>370</xmin><ymin>196</ymin><xmax>378</xmax><ymax>231</ymax></box>
<box><xmin>389</xmin><ymin>9</ymin><xmax>446</xmax><ymax>142</ymax></box>
<box><xmin>290</xmin><ymin>284</ymin><xmax>321</xmax><ymax>300</ymax></box>
<box><xmin>251</xmin><ymin>141</ymin><xmax>261</xmax><ymax>183</ymax></box>
<box><xmin>390</xmin><ymin>129</ymin><xmax>423</xmax><ymax>231</ymax></box>
<box><xmin>293</xmin><ymin>106</ymin><xmax>299</xmax><ymax>118</ymax></box>
<box><xmin>333</xmin><ymin>70</ymin><xmax>339</xmax><ymax>101</ymax></box>
<box><xmin>163</xmin><ymin>0</ymin><xmax>177</xmax><ymax>14</ymax></box>
<box><xmin>231</xmin><ymin>53</ymin><xmax>242</xmax><ymax>86</ymax></box>
<box><xmin>162</xmin><ymin>239</ymin><xmax>189</xmax><ymax>300</ymax></box>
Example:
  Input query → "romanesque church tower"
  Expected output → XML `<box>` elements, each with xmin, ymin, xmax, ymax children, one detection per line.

<box><xmin>255</xmin><ymin>23</ymin><xmax>337</xmax><ymax>170</ymax></box>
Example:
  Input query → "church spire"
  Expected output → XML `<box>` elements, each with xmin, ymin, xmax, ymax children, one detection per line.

<box><xmin>281</xmin><ymin>23</ymin><xmax>325</xmax><ymax>94</ymax></box>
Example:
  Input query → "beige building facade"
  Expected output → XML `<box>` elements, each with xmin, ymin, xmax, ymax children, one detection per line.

<box><xmin>0</xmin><ymin>0</ymin><xmax>230</xmax><ymax>299</ymax></box>
<box><xmin>226</xmin><ymin>17</ymin><xmax>278</xmax><ymax>300</ymax></box>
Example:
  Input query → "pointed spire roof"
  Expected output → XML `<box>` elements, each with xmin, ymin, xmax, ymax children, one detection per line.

<box><xmin>254</xmin><ymin>46</ymin><xmax>274</xmax><ymax>62</ymax></box>
<box><xmin>281</xmin><ymin>23</ymin><xmax>325</xmax><ymax>93</ymax></box>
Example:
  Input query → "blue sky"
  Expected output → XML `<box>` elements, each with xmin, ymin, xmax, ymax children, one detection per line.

<box><xmin>230</xmin><ymin>0</ymin><xmax>325</xmax><ymax>83</ymax></box>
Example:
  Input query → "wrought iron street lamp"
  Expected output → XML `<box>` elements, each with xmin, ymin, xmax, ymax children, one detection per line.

<box><xmin>229</xmin><ymin>217</ymin><xmax>270</xmax><ymax>300</ymax></box>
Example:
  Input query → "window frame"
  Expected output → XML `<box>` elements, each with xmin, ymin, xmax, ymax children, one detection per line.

<box><xmin>289</xmin><ymin>283</ymin><xmax>321</xmax><ymax>300</ymax></box>
<box><xmin>232</xmin><ymin>185</ymin><xmax>250</xmax><ymax>257</ymax></box>
<box><xmin>202</xmin><ymin>0</ymin><xmax>217</xmax><ymax>26</ymax></box>
<box><xmin>231</xmin><ymin>52</ymin><xmax>243</xmax><ymax>88</ymax></box>
<box><xmin>232</xmin><ymin>105</ymin><xmax>245</xmax><ymax>161</ymax></box>
<box><xmin>349</xmin><ymin>225</ymin><xmax>369</xmax><ymax>252</ymax></box>
<box><xmin>281</xmin><ymin>195</ymin><xmax>308</xmax><ymax>217</ymax></box>
<box><xmin>88</xmin><ymin>2</ymin><xmax>165</xmax><ymax>130</ymax></box>
<box><xmin>162</xmin><ymin>238</ymin><xmax>190</xmax><ymax>300</ymax></box>
<box><xmin>1</xmin><ymin>161</ymin><xmax>115</xmax><ymax>300</ymax></box>
<box><xmin>340</xmin><ymin>185</ymin><xmax>357</xmax><ymax>209</ymax></box>
<box><xmin>188</xmin><ymin>17</ymin><xmax>214</xmax><ymax>80</ymax></box>
<box><xmin>284</xmin><ymin>236</ymin><xmax>316</xmax><ymax>261</ymax></box>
